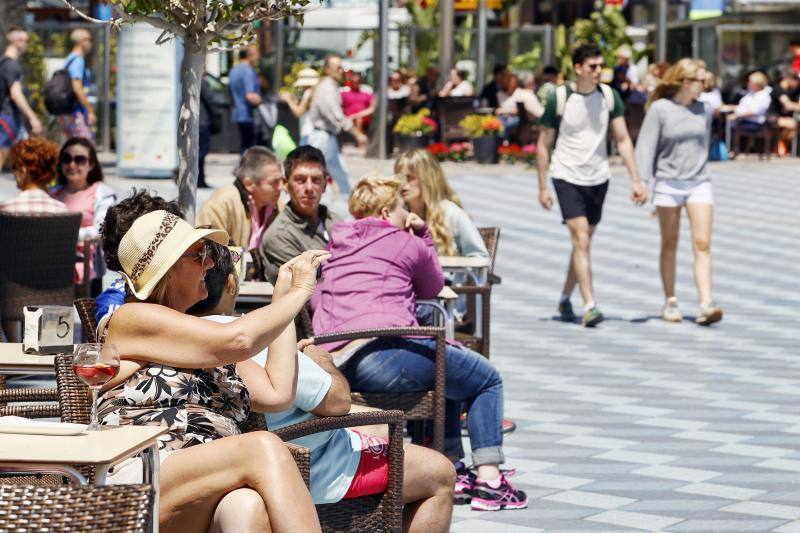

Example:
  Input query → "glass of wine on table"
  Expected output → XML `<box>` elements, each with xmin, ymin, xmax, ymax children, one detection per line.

<box><xmin>72</xmin><ymin>343</ymin><xmax>121</xmax><ymax>431</ymax></box>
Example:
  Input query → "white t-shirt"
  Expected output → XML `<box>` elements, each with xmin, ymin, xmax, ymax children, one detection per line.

<box><xmin>540</xmin><ymin>85</ymin><xmax>625</xmax><ymax>186</ymax></box>
<box><xmin>387</xmin><ymin>84</ymin><xmax>410</xmax><ymax>100</ymax></box>
<box><xmin>735</xmin><ymin>87</ymin><xmax>772</xmax><ymax>124</ymax></box>
<box><xmin>203</xmin><ymin>315</ymin><xmax>361</xmax><ymax>505</ymax></box>
<box><xmin>450</xmin><ymin>80</ymin><xmax>474</xmax><ymax>97</ymax></box>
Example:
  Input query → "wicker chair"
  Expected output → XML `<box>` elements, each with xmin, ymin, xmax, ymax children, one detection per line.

<box><xmin>298</xmin><ymin>317</ymin><xmax>447</xmax><ymax>453</ymax></box>
<box><xmin>452</xmin><ymin>227</ymin><xmax>501</xmax><ymax>358</ymax></box>
<box><xmin>0</xmin><ymin>483</ymin><xmax>154</xmax><ymax>532</ymax></box>
<box><xmin>74</xmin><ymin>298</ymin><xmax>98</xmax><ymax>343</ymax></box>
<box><xmin>0</xmin><ymin>212</ymin><xmax>82</xmax><ymax>342</ymax></box>
<box><xmin>437</xmin><ymin>96</ymin><xmax>477</xmax><ymax>143</ymax></box>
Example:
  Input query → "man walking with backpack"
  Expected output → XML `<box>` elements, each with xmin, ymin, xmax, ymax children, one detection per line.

<box><xmin>56</xmin><ymin>28</ymin><xmax>95</xmax><ymax>141</ymax></box>
<box><xmin>0</xmin><ymin>27</ymin><xmax>42</xmax><ymax>169</ymax></box>
<box><xmin>536</xmin><ymin>43</ymin><xmax>647</xmax><ymax>327</ymax></box>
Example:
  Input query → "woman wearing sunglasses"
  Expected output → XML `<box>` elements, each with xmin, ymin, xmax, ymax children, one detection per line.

<box><xmin>51</xmin><ymin>137</ymin><xmax>116</xmax><ymax>296</ymax></box>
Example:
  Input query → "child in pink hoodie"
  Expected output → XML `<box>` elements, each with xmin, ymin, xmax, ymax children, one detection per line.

<box><xmin>311</xmin><ymin>175</ymin><xmax>527</xmax><ymax>512</ymax></box>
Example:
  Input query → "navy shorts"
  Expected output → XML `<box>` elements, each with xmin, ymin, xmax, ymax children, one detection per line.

<box><xmin>552</xmin><ymin>178</ymin><xmax>609</xmax><ymax>226</ymax></box>
<box><xmin>0</xmin><ymin>114</ymin><xmax>19</xmax><ymax>149</ymax></box>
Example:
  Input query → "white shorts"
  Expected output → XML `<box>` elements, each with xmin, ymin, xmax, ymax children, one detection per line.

<box><xmin>653</xmin><ymin>180</ymin><xmax>713</xmax><ymax>208</ymax></box>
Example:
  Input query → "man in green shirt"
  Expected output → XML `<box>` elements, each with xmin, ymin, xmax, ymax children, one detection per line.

<box><xmin>260</xmin><ymin>146</ymin><xmax>341</xmax><ymax>273</ymax></box>
<box><xmin>536</xmin><ymin>43</ymin><xmax>647</xmax><ymax>327</ymax></box>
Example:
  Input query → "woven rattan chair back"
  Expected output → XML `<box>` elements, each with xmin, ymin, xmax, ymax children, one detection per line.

<box><xmin>74</xmin><ymin>298</ymin><xmax>98</xmax><ymax>343</ymax></box>
<box><xmin>0</xmin><ymin>483</ymin><xmax>154</xmax><ymax>532</ymax></box>
<box><xmin>477</xmin><ymin>226</ymin><xmax>500</xmax><ymax>273</ymax></box>
<box><xmin>0</xmin><ymin>212</ymin><xmax>81</xmax><ymax>340</ymax></box>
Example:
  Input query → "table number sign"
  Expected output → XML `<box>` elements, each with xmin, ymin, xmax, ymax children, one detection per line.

<box><xmin>22</xmin><ymin>306</ymin><xmax>74</xmax><ymax>355</ymax></box>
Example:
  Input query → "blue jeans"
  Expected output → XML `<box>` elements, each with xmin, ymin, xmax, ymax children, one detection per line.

<box><xmin>305</xmin><ymin>129</ymin><xmax>351</xmax><ymax>195</ymax></box>
<box><xmin>343</xmin><ymin>337</ymin><xmax>504</xmax><ymax>466</ymax></box>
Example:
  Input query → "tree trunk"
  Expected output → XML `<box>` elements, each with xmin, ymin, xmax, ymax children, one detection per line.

<box><xmin>176</xmin><ymin>41</ymin><xmax>205</xmax><ymax>223</ymax></box>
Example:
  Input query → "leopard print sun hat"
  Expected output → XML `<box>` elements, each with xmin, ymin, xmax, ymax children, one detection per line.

<box><xmin>117</xmin><ymin>210</ymin><xmax>229</xmax><ymax>300</ymax></box>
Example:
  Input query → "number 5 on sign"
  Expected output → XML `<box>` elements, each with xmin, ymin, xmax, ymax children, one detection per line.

<box><xmin>23</xmin><ymin>306</ymin><xmax>74</xmax><ymax>355</ymax></box>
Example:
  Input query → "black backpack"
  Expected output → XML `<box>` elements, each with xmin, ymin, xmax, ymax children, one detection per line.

<box><xmin>43</xmin><ymin>56</ymin><xmax>78</xmax><ymax>116</ymax></box>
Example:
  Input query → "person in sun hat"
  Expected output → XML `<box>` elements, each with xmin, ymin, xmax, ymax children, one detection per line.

<box><xmin>279</xmin><ymin>67</ymin><xmax>320</xmax><ymax>145</ymax></box>
<box><xmin>95</xmin><ymin>192</ymin><xmax>327</xmax><ymax>533</ymax></box>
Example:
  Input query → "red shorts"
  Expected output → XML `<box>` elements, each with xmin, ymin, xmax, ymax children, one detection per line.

<box><xmin>343</xmin><ymin>430</ymin><xmax>389</xmax><ymax>499</ymax></box>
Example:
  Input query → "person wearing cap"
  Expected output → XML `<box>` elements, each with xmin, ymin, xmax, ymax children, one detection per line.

<box><xmin>95</xmin><ymin>194</ymin><xmax>327</xmax><ymax>532</ymax></box>
<box><xmin>280</xmin><ymin>67</ymin><xmax>319</xmax><ymax>145</ymax></box>
<box><xmin>196</xmin><ymin>146</ymin><xmax>282</xmax><ymax>250</ymax></box>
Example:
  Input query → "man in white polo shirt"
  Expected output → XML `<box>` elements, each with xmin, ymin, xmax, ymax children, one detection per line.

<box><xmin>536</xmin><ymin>43</ymin><xmax>647</xmax><ymax>327</ymax></box>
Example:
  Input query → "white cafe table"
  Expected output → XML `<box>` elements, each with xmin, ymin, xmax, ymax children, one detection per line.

<box><xmin>419</xmin><ymin>286</ymin><xmax>458</xmax><ymax>340</ymax></box>
<box><xmin>0</xmin><ymin>343</ymin><xmax>56</xmax><ymax>376</ymax></box>
<box><xmin>235</xmin><ymin>281</ymin><xmax>274</xmax><ymax>307</ymax></box>
<box><xmin>437</xmin><ymin>256</ymin><xmax>492</xmax><ymax>337</ymax></box>
<box><xmin>0</xmin><ymin>425</ymin><xmax>167</xmax><ymax>532</ymax></box>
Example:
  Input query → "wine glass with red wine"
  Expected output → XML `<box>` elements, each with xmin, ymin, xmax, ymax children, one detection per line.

<box><xmin>73</xmin><ymin>343</ymin><xmax>120</xmax><ymax>431</ymax></box>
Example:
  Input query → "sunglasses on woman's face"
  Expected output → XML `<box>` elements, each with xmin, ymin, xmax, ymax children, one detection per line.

<box><xmin>181</xmin><ymin>241</ymin><xmax>211</xmax><ymax>265</ymax></box>
<box><xmin>60</xmin><ymin>154</ymin><xmax>89</xmax><ymax>166</ymax></box>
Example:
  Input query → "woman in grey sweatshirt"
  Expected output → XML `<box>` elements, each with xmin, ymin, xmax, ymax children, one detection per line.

<box><xmin>635</xmin><ymin>58</ymin><xmax>723</xmax><ymax>326</ymax></box>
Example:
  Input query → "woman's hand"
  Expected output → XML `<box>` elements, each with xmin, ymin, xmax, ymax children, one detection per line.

<box><xmin>273</xmin><ymin>250</ymin><xmax>331</xmax><ymax>301</ymax></box>
<box><xmin>405</xmin><ymin>212</ymin><xmax>426</xmax><ymax>233</ymax></box>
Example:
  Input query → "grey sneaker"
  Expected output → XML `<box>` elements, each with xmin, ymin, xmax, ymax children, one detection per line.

<box><xmin>581</xmin><ymin>306</ymin><xmax>604</xmax><ymax>327</ymax></box>
<box><xmin>662</xmin><ymin>297</ymin><xmax>683</xmax><ymax>322</ymax></box>
<box><xmin>558</xmin><ymin>300</ymin><xmax>577</xmax><ymax>322</ymax></box>
<box><xmin>696</xmin><ymin>302</ymin><xmax>723</xmax><ymax>325</ymax></box>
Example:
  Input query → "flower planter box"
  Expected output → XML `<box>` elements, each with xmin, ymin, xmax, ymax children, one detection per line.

<box><xmin>472</xmin><ymin>136</ymin><xmax>499</xmax><ymax>164</ymax></box>
<box><xmin>395</xmin><ymin>134</ymin><xmax>430</xmax><ymax>153</ymax></box>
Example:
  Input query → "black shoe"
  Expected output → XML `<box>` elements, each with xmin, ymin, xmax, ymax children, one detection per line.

<box><xmin>558</xmin><ymin>300</ymin><xmax>577</xmax><ymax>322</ymax></box>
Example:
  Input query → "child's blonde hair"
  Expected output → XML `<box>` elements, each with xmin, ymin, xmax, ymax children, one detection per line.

<box><xmin>349</xmin><ymin>174</ymin><xmax>405</xmax><ymax>219</ymax></box>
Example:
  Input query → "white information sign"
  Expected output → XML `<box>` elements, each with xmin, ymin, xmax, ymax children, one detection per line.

<box><xmin>117</xmin><ymin>24</ymin><xmax>179</xmax><ymax>178</ymax></box>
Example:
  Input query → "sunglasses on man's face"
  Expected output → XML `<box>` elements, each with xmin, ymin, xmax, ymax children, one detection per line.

<box><xmin>60</xmin><ymin>154</ymin><xmax>89</xmax><ymax>166</ymax></box>
<box><xmin>585</xmin><ymin>63</ymin><xmax>604</xmax><ymax>71</ymax></box>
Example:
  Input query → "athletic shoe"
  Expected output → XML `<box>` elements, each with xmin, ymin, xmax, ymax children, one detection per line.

<box><xmin>558</xmin><ymin>300</ymin><xmax>577</xmax><ymax>322</ymax></box>
<box><xmin>696</xmin><ymin>302</ymin><xmax>723</xmax><ymax>325</ymax></box>
<box><xmin>581</xmin><ymin>306</ymin><xmax>604</xmax><ymax>327</ymax></box>
<box><xmin>454</xmin><ymin>462</ymin><xmax>476</xmax><ymax>504</ymax></box>
<box><xmin>471</xmin><ymin>474</ymin><xmax>529</xmax><ymax>511</ymax></box>
<box><xmin>662</xmin><ymin>297</ymin><xmax>683</xmax><ymax>322</ymax></box>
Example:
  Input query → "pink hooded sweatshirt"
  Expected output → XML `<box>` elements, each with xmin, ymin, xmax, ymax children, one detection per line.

<box><xmin>311</xmin><ymin>217</ymin><xmax>445</xmax><ymax>351</ymax></box>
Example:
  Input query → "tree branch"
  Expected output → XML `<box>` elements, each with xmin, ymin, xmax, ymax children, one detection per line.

<box><xmin>58</xmin><ymin>0</ymin><xmax>121</xmax><ymax>27</ymax></box>
<box><xmin>117</xmin><ymin>11</ymin><xmax>186</xmax><ymax>38</ymax></box>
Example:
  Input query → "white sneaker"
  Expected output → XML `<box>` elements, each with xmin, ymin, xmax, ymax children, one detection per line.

<box><xmin>696</xmin><ymin>301</ymin><xmax>723</xmax><ymax>325</ymax></box>
<box><xmin>662</xmin><ymin>297</ymin><xmax>683</xmax><ymax>323</ymax></box>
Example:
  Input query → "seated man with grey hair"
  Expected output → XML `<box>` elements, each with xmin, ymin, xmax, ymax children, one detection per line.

<box><xmin>496</xmin><ymin>71</ymin><xmax>545</xmax><ymax>132</ymax></box>
<box><xmin>196</xmin><ymin>146</ymin><xmax>282</xmax><ymax>249</ymax></box>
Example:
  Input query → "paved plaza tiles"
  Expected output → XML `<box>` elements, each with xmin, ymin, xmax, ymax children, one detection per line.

<box><xmin>2</xmin><ymin>156</ymin><xmax>800</xmax><ymax>531</ymax></box>
<box><xmin>446</xmin><ymin>158</ymin><xmax>800</xmax><ymax>532</ymax></box>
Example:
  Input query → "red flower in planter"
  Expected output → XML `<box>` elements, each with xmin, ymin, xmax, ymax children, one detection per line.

<box><xmin>427</xmin><ymin>142</ymin><xmax>450</xmax><ymax>161</ymax></box>
<box><xmin>422</xmin><ymin>117</ymin><xmax>438</xmax><ymax>132</ymax></box>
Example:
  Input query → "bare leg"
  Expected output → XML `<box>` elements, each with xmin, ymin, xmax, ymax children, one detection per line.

<box><xmin>657</xmin><ymin>206</ymin><xmax>682</xmax><ymax>300</ymax></box>
<box><xmin>686</xmin><ymin>202</ymin><xmax>714</xmax><ymax>305</ymax></box>
<box><xmin>562</xmin><ymin>223</ymin><xmax>597</xmax><ymax>299</ymax></box>
<box><xmin>402</xmin><ymin>444</ymin><xmax>455</xmax><ymax>533</ymax></box>
<box><xmin>564</xmin><ymin>217</ymin><xmax>595</xmax><ymax>307</ymax></box>
<box><xmin>159</xmin><ymin>431</ymin><xmax>320</xmax><ymax>533</ymax></box>
<box><xmin>208</xmin><ymin>488</ymin><xmax>271</xmax><ymax>533</ymax></box>
<box><xmin>0</xmin><ymin>149</ymin><xmax>8</xmax><ymax>171</ymax></box>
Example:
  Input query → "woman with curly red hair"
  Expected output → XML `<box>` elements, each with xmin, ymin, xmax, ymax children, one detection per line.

<box><xmin>0</xmin><ymin>138</ymin><xmax>68</xmax><ymax>213</ymax></box>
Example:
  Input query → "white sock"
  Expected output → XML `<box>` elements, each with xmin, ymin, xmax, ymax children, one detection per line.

<box><xmin>583</xmin><ymin>301</ymin><xmax>596</xmax><ymax>314</ymax></box>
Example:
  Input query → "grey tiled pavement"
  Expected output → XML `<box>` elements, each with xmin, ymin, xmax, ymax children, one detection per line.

<box><xmin>444</xmin><ymin>158</ymin><xmax>800</xmax><ymax>532</ymax></box>
<box><xmin>3</xmin><ymin>154</ymin><xmax>800</xmax><ymax>531</ymax></box>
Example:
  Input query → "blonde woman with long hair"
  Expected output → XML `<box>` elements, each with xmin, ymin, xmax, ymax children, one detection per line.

<box><xmin>635</xmin><ymin>58</ymin><xmax>722</xmax><ymax>325</ymax></box>
<box><xmin>394</xmin><ymin>149</ymin><xmax>488</xmax><ymax>259</ymax></box>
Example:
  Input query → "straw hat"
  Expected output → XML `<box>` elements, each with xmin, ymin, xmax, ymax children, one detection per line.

<box><xmin>293</xmin><ymin>68</ymin><xmax>320</xmax><ymax>88</ymax></box>
<box><xmin>118</xmin><ymin>210</ymin><xmax>228</xmax><ymax>300</ymax></box>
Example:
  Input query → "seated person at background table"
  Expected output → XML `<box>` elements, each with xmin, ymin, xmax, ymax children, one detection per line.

<box><xmin>260</xmin><ymin>145</ymin><xmax>341</xmax><ymax>274</ymax></box>
<box><xmin>479</xmin><ymin>64</ymin><xmax>510</xmax><ymax>109</ymax></box>
<box><xmin>96</xmin><ymin>192</ymin><xmax>325</xmax><ymax>533</ymax></box>
<box><xmin>771</xmin><ymin>70</ymin><xmax>800</xmax><ymax>155</ymax></box>
<box><xmin>311</xmin><ymin>174</ymin><xmax>527</xmax><ymax>512</ymax></box>
<box><xmin>341</xmin><ymin>71</ymin><xmax>375</xmax><ymax>155</ymax></box>
<box><xmin>93</xmin><ymin>189</ymin><xmax>182</xmax><ymax>325</ymax></box>
<box><xmin>0</xmin><ymin>138</ymin><xmax>67</xmax><ymax>214</ymax></box>
<box><xmin>495</xmin><ymin>72</ymin><xmax>545</xmax><ymax>133</ymax></box>
<box><xmin>52</xmin><ymin>137</ymin><xmax>117</xmax><ymax>297</ymax></box>
<box><xmin>438</xmin><ymin>69</ymin><xmax>474</xmax><ymax>98</ymax></box>
<box><xmin>196</xmin><ymin>146</ymin><xmax>281</xmax><ymax>250</ymax></box>
<box><xmin>720</xmin><ymin>71</ymin><xmax>773</xmax><ymax>134</ymax></box>
<box><xmin>536</xmin><ymin>65</ymin><xmax>559</xmax><ymax>103</ymax></box>
<box><xmin>190</xmin><ymin>242</ymin><xmax>456</xmax><ymax>532</ymax></box>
